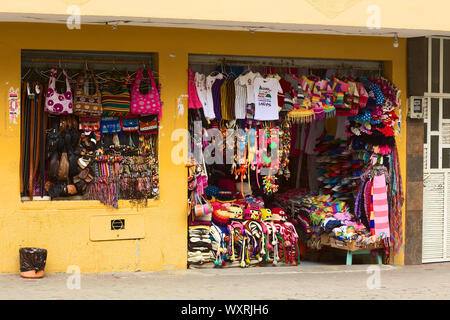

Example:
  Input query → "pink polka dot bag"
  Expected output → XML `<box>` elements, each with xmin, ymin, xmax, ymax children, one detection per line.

<box><xmin>44</xmin><ymin>67</ymin><xmax>73</xmax><ymax>115</ymax></box>
<box><xmin>130</xmin><ymin>68</ymin><xmax>162</xmax><ymax>119</ymax></box>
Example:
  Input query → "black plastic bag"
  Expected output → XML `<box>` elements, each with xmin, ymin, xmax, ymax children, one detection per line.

<box><xmin>19</xmin><ymin>248</ymin><xmax>47</xmax><ymax>272</ymax></box>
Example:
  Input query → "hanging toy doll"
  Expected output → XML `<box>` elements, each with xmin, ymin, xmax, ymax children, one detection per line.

<box><xmin>234</xmin><ymin>163</ymin><xmax>248</xmax><ymax>198</ymax></box>
<box><xmin>234</xmin><ymin>130</ymin><xmax>249</xmax><ymax>197</ymax></box>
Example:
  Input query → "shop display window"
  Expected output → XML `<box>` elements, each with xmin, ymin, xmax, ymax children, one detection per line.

<box><xmin>20</xmin><ymin>50</ymin><xmax>160</xmax><ymax>207</ymax></box>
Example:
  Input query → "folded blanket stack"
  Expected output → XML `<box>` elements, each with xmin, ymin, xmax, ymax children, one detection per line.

<box><xmin>187</xmin><ymin>226</ymin><xmax>214</xmax><ymax>265</ymax></box>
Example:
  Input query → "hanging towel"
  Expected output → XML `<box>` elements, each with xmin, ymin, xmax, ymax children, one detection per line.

<box><xmin>372</xmin><ymin>173</ymin><xmax>390</xmax><ymax>238</ymax></box>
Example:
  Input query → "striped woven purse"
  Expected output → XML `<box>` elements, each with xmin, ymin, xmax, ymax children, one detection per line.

<box><xmin>101</xmin><ymin>73</ymin><xmax>131</xmax><ymax>116</ymax></box>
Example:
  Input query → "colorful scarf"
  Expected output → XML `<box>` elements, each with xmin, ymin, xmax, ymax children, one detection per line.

<box><xmin>372</xmin><ymin>172</ymin><xmax>390</xmax><ymax>238</ymax></box>
<box><xmin>389</xmin><ymin>146</ymin><xmax>404</xmax><ymax>255</ymax></box>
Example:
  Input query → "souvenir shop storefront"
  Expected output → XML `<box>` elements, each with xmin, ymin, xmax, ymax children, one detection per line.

<box><xmin>186</xmin><ymin>54</ymin><xmax>405</xmax><ymax>267</ymax></box>
<box><xmin>0</xmin><ymin>22</ymin><xmax>407</xmax><ymax>273</ymax></box>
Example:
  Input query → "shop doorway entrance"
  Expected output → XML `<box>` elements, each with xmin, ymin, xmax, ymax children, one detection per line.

<box><xmin>422</xmin><ymin>96</ymin><xmax>450</xmax><ymax>262</ymax></box>
<box><xmin>186</xmin><ymin>54</ymin><xmax>402</xmax><ymax>268</ymax></box>
<box><xmin>422</xmin><ymin>37</ymin><xmax>450</xmax><ymax>263</ymax></box>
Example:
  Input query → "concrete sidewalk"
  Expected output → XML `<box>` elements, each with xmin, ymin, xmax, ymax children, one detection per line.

<box><xmin>1</xmin><ymin>262</ymin><xmax>450</xmax><ymax>300</ymax></box>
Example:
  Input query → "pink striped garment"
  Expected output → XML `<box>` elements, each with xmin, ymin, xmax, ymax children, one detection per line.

<box><xmin>372</xmin><ymin>173</ymin><xmax>390</xmax><ymax>238</ymax></box>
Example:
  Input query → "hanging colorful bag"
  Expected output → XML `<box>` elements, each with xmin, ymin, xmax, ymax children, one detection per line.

<box><xmin>100</xmin><ymin>116</ymin><xmax>121</xmax><ymax>135</ymax></box>
<box><xmin>138</xmin><ymin>115</ymin><xmax>158</xmax><ymax>135</ymax></box>
<box><xmin>191</xmin><ymin>191</ymin><xmax>213</xmax><ymax>217</ymax></box>
<box><xmin>79</xmin><ymin>117</ymin><xmax>101</xmax><ymax>132</ymax></box>
<box><xmin>73</xmin><ymin>71</ymin><xmax>103</xmax><ymax>117</ymax></box>
<box><xmin>45</xmin><ymin>67</ymin><xmax>73</xmax><ymax>115</ymax></box>
<box><xmin>120</xmin><ymin>115</ymin><xmax>139</xmax><ymax>132</ymax></box>
<box><xmin>130</xmin><ymin>68</ymin><xmax>162</xmax><ymax>119</ymax></box>
<box><xmin>101</xmin><ymin>73</ymin><xmax>131</xmax><ymax>116</ymax></box>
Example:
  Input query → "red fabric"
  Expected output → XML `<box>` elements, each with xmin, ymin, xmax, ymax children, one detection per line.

<box><xmin>278</xmin><ymin>78</ymin><xmax>292</xmax><ymax>107</ymax></box>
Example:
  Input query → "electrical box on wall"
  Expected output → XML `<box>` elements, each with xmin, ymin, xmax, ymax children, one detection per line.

<box><xmin>90</xmin><ymin>214</ymin><xmax>145</xmax><ymax>241</ymax></box>
<box><xmin>408</xmin><ymin>96</ymin><xmax>426</xmax><ymax>119</ymax></box>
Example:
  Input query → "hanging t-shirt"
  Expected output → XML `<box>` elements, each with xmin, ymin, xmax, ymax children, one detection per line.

<box><xmin>234</xmin><ymin>76</ymin><xmax>247</xmax><ymax>119</ymax></box>
<box><xmin>195</xmin><ymin>72</ymin><xmax>208</xmax><ymax>111</ymax></box>
<box><xmin>253</xmin><ymin>77</ymin><xmax>282</xmax><ymax>121</ymax></box>
<box><xmin>238</xmin><ymin>71</ymin><xmax>261</xmax><ymax>104</ymax></box>
<box><xmin>205</xmin><ymin>73</ymin><xmax>223</xmax><ymax>119</ymax></box>
<box><xmin>212</xmin><ymin>77</ymin><xmax>225</xmax><ymax>120</ymax></box>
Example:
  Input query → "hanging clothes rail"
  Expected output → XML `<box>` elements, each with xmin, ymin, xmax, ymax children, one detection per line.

<box><xmin>21</xmin><ymin>50</ymin><xmax>157</xmax><ymax>73</ymax></box>
<box><xmin>29</xmin><ymin>58</ymin><xmax>150</xmax><ymax>65</ymax></box>
<box><xmin>188</xmin><ymin>54</ymin><xmax>384</xmax><ymax>72</ymax></box>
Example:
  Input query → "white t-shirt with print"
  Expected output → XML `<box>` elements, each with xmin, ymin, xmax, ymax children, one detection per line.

<box><xmin>204</xmin><ymin>73</ymin><xmax>223</xmax><ymax>119</ymax></box>
<box><xmin>238</xmin><ymin>71</ymin><xmax>261</xmax><ymax>104</ymax></box>
<box><xmin>234</xmin><ymin>77</ymin><xmax>247</xmax><ymax>119</ymax></box>
<box><xmin>253</xmin><ymin>77</ymin><xmax>283</xmax><ymax>121</ymax></box>
<box><xmin>195</xmin><ymin>72</ymin><xmax>208</xmax><ymax>112</ymax></box>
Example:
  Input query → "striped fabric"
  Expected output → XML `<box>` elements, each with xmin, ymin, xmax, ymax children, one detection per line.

<box><xmin>372</xmin><ymin>173</ymin><xmax>390</xmax><ymax>238</ymax></box>
<box><xmin>220</xmin><ymin>79</ymin><xmax>236</xmax><ymax>120</ymax></box>
<box><xmin>102</xmin><ymin>80</ymin><xmax>131</xmax><ymax>116</ymax></box>
<box><xmin>226</xmin><ymin>78</ymin><xmax>235</xmax><ymax>120</ymax></box>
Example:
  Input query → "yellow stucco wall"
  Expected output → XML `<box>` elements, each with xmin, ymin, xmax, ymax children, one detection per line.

<box><xmin>0</xmin><ymin>22</ymin><xmax>407</xmax><ymax>273</ymax></box>
<box><xmin>1</xmin><ymin>0</ymin><xmax>450</xmax><ymax>33</ymax></box>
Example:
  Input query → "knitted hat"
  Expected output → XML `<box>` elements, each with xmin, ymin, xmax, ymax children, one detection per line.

<box><xmin>205</xmin><ymin>185</ymin><xmax>219</xmax><ymax>198</ymax></box>
<box><xmin>271</xmin><ymin>207</ymin><xmax>287</xmax><ymax>221</ymax></box>
<box><xmin>212</xmin><ymin>209</ymin><xmax>231</xmax><ymax>226</ymax></box>
<box><xmin>244</xmin><ymin>204</ymin><xmax>260</xmax><ymax>220</ymax></box>
<box><xmin>312</xmin><ymin>103</ymin><xmax>325</xmax><ymax>120</ymax></box>
<box><xmin>261</xmin><ymin>208</ymin><xmax>273</xmax><ymax>221</ymax></box>
<box><xmin>282</xmin><ymin>93</ymin><xmax>294</xmax><ymax>112</ymax></box>
<box><xmin>228</xmin><ymin>204</ymin><xmax>243</xmax><ymax>219</ymax></box>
